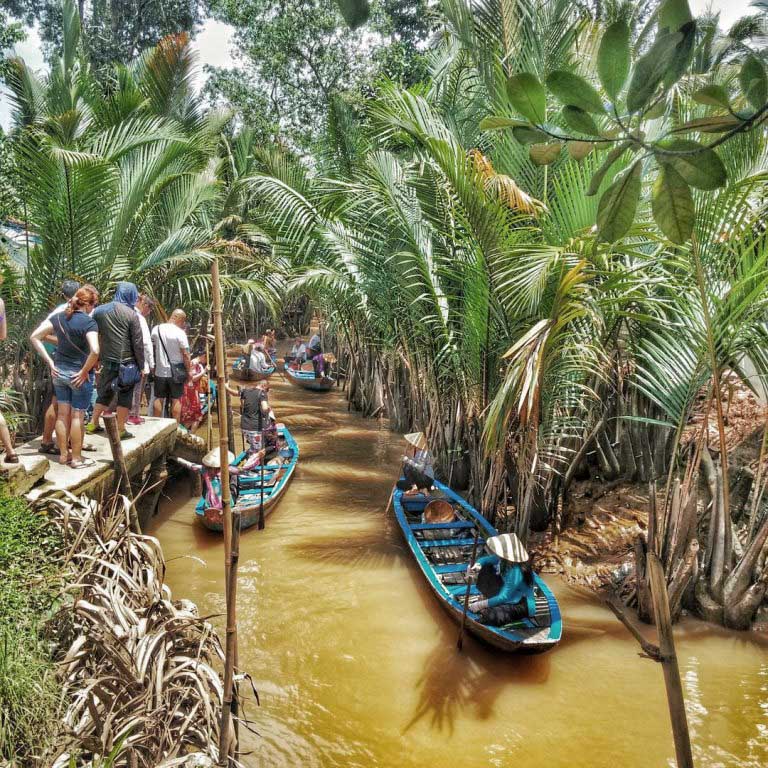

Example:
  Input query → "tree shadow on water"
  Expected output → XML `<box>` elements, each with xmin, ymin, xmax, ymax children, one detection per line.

<box><xmin>402</xmin><ymin>626</ymin><xmax>551</xmax><ymax>736</ymax></box>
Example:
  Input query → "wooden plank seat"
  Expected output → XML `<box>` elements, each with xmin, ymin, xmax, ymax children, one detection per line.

<box><xmin>447</xmin><ymin>584</ymin><xmax>482</xmax><ymax>597</ymax></box>
<box><xmin>434</xmin><ymin>563</ymin><xmax>472</xmax><ymax>574</ymax></box>
<box><xmin>419</xmin><ymin>537</ymin><xmax>476</xmax><ymax>549</ymax></box>
<box><xmin>410</xmin><ymin>521</ymin><xmax>475</xmax><ymax>531</ymax></box>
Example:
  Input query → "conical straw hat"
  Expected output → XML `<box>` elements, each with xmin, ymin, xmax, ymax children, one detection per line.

<box><xmin>404</xmin><ymin>432</ymin><xmax>427</xmax><ymax>450</ymax></box>
<box><xmin>486</xmin><ymin>533</ymin><xmax>528</xmax><ymax>563</ymax></box>
<box><xmin>202</xmin><ymin>448</ymin><xmax>235</xmax><ymax>469</ymax></box>
<box><xmin>424</xmin><ymin>499</ymin><xmax>455</xmax><ymax>524</ymax></box>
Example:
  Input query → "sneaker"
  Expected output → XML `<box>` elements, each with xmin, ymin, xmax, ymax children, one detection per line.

<box><xmin>126</xmin><ymin>416</ymin><xmax>144</xmax><ymax>426</ymax></box>
<box><xmin>119</xmin><ymin>430</ymin><xmax>134</xmax><ymax>441</ymax></box>
<box><xmin>85</xmin><ymin>423</ymin><xmax>104</xmax><ymax>435</ymax></box>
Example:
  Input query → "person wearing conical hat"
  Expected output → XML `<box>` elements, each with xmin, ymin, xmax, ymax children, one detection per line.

<box><xmin>175</xmin><ymin>448</ymin><xmax>249</xmax><ymax>515</ymax></box>
<box><xmin>396</xmin><ymin>432</ymin><xmax>435</xmax><ymax>496</ymax></box>
<box><xmin>466</xmin><ymin>532</ymin><xmax>538</xmax><ymax>626</ymax></box>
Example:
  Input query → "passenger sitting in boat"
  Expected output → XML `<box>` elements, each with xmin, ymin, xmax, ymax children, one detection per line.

<box><xmin>304</xmin><ymin>332</ymin><xmax>322</xmax><ymax>362</ymax></box>
<box><xmin>225</xmin><ymin>380</ymin><xmax>278</xmax><ymax>455</ymax></box>
<box><xmin>290</xmin><ymin>337</ymin><xmax>306</xmax><ymax>361</ymax></box>
<box><xmin>467</xmin><ymin>533</ymin><xmax>536</xmax><ymax>625</ymax></box>
<box><xmin>421</xmin><ymin>499</ymin><xmax>455</xmax><ymax>540</ymax></box>
<box><xmin>396</xmin><ymin>432</ymin><xmax>435</xmax><ymax>495</ymax></box>
<box><xmin>175</xmin><ymin>449</ymin><xmax>243</xmax><ymax>513</ymax></box>
<box><xmin>249</xmin><ymin>342</ymin><xmax>271</xmax><ymax>374</ymax></box>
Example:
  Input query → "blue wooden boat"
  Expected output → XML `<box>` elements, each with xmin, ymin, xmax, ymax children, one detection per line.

<box><xmin>197</xmin><ymin>425</ymin><xmax>298</xmax><ymax>531</ymax></box>
<box><xmin>231</xmin><ymin>356</ymin><xmax>275</xmax><ymax>382</ymax></box>
<box><xmin>285</xmin><ymin>366</ymin><xmax>335</xmax><ymax>392</ymax></box>
<box><xmin>393</xmin><ymin>478</ymin><xmax>562</xmax><ymax>653</ymax></box>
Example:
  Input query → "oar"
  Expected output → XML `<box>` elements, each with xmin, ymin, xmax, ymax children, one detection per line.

<box><xmin>457</xmin><ymin>529</ymin><xmax>482</xmax><ymax>652</ymax></box>
<box><xmin>258</xmin><ymin>428</ymin><xmax>266</xmax><ymax>530</ymax></box>
<box><xmin>384</xmin><ymin>484</ymin><xmax>396</xmax><ymax>516</ymax></box>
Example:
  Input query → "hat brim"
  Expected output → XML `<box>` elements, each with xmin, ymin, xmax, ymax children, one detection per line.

<box><xmin>202</xmin><ymin>449</ymin><xmax>235</xmax><ymax>469</ymax></box>
<box><xmin>487</xmin><ymin>533</ymin><xmax>529</xmax><ymax>563</ymax></box>
<box><xmin>404</xmin><ymin>432</ymin><xmax>427</xmax><ymax>450</ymax></box>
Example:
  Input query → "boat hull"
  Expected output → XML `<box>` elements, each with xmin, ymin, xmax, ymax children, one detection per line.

<box><xmin>392</xmin><ymin>479</ymin><xmax>562</xmax><ymax>653</ymax></box>
<box><xmin>197</xmin><ymin>425</ymin><xmax>298</xmax><ymax>532</ymax></box>
<box><xmin>285</xmin><ymin>366</ymin><xmax>335</xmax><ymax>392</ymax></box>
<box><xmin>230</xmin><ymin>358</ymin><xmax>275</xmax><ymax>382</ymax></box>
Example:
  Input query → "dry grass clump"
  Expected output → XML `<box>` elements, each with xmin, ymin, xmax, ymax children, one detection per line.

<box><xmin>35</xmin><ymin>492</ymin><xmax>225</xmax><ymax>767</ymax></box>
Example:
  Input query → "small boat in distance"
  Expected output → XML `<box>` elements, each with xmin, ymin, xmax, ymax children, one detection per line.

<box><xmin>285</xmin><ymin>366</ymin><xmax>335</xmax><ymax>392</ymax></box>
<box><xmin>392</xmin><ymin>478</ymin><xmax>562</xmax><ymax>653</ymax></box>
<box><xmin>230</xmin><ymin>356</ymin><xmax>275</xmax><ymax>382</ymax></box>
<box><xmin>197</xmin><ymin>425</ymin><xmax>298</xmax><ymax>531</ymax></box>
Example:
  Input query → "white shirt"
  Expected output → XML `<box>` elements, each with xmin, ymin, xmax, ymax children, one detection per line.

<box><xmin>291</xmin><ymin>342</ymin><xmax>306</xmax><ymax>357</ymax></box>
<box><xmin>46</xmin><ymin>302</ymin><xmax>69</xmax><ymax>321</ymax></box>
<box><xmin>249</xmin><ymin>349</ymin><xmax>270</xmax><ymax>373</ymax></box>
<box><xmin>308</xmin><ymin>333</ymin><xmax>321</xmax><ymax>351</ymax></box>
<box><xmin>136</xmin><ymin>310</ymin><xmax>154</xmax><ymax>374</ymax></box>
<box><xmin>151</xmin><ymin>323</ymin><xmax>189</xmax><ymax>377</ymax></box>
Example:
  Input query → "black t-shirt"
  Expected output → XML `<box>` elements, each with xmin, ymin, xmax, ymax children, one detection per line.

<box><xmin>50</xmin><ymin>311</ymin><xmax>98</xmax><ymax>370</ymax></box>
<box><xmin>240</xmin><ymin>388</ymin><xmax>268</xmax><ymax>432</ymax></box>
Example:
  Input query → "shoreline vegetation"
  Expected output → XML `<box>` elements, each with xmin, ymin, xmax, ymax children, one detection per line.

<box><xmin>0</xmin><ymin>491</ymin><xmax>230</xmax><ymax>767</ymax></box>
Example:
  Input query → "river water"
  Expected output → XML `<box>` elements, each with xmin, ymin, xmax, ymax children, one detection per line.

<box><xmin>150</xmin><ymin>372</ymin><xmax>768</xmax><ymax>768</ymax></box>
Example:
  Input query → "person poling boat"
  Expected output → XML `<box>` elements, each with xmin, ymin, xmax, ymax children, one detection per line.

<box><xmin>225</xmin><ymin>379</ymin><xmax>278</xmax><ymax>454</ymax></box>
<box><xmin>397</xmin><ymin>432</ymin><xmax>435</xmax><ymax>495</ymax></box>
<box><xmin>466</xmin><ymin>533</ymin><xmax>537</xmax><ymax>626</ymax></box>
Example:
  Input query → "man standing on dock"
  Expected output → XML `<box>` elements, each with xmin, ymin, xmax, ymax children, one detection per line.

<box><xmin>88</xmin><ymin>282</ymin><xmax>145</xmax><ymax>440</ymax></box>
<box><xmin>151</xmin><ymin>309</ymin><xmax>192</xmax><ymax>424</ymax></box>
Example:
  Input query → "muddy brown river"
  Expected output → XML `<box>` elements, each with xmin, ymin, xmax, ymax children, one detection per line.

<box><xmin>150</xmin><ymin>372</ymin><xmax>768</xmax><ymax>768</ymax></box>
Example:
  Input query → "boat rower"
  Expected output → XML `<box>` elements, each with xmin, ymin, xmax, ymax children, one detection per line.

<box><xmin>396</xmin><ymin>431</ymin><xmax>435</xmax><ymax>495</ymax></box>
<box><xmin>225</xmin><ymin>380</ymin><xmax>278</xmax><ymax>454</ymax></box>
<box><xmin>467</xmin><ymin>533</ymin><xmax>537</xmax><ymax>626</ymax></box>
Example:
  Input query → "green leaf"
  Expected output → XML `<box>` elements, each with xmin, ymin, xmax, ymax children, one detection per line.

<box><xmin>661</xmin><ymin>138</ymin><xmax>727</xmax><ymax>190</ymax></box>
<box><xmin>644</xmin><ymin>99</ymin><xmax>668</xmax><ymax>119</ymax></box>
<box><xmin>598</xmin><ymin>21</ymin><xmax>631</xmax><ymax>99</ymax></box>
<box><xmin>506</xmin><ymin>73</ymin><xmax>547</xmax><ymax>124</ymax></box>
<box><xmin>652</xmin><ymin>164</ymin><xmax>694</xmax><ymax>243</ymax></box>
<box><xmin>529</xmin><ymin>143</ymin><xmax>562</xmax><ymax>165</ymax></box>
<box><xmin>659</xmin><ymin>0</ymin><xmax>693</xmax><ymax>32</ymax></box>
<box><xmin>626</xmin><ymin>30</ymin><xmax>682</xmax><ymax>113</ymax></box>
<box><xmin>480</xmin><ymin>116</ymin><xmax>528</xmax><ymax>131</ymax></box>
<box><xmin>512</xmin><ymin>125</ymin><xmax>550</xmax><ymax>144</ymax></box>
<box><xmin>567</xmin><ymin>141</ymin><xmax>594</xmax><ymax>161</ymax></box>
<box><xmin>587</xmin><ymin>141</ymin><xmax>631</xmax><ymax>196</ymax></box>
<box><xmin>547</xmin><ymin>70</ymin><xmax>605</xmax><ymax>113</ymax></box>
<box><xmin>664</xmin><ymin>21</ymin><xmax>696</xmax><ymax>88</ymax></box>
<box><xmin>562</xmin><ymin>106</ymin><xmax>600</xmax><ymax>136</ymax></box>
<box><xmin>740</xmin><ymin>55</ymin><xmax>767</xmax><ymax>111</ymax></box>
<box><xmin>670</xmin><ymin>115</ymin><xmax>742</xmax><ymax>134</ymax></box>
<box><xmin>692</xmin><ymin>84</ymin><xmax>731</xmax><ymax>110</ymax></box>
<box><xmin>596</xmin><ymin>161</ymin><xmax>642</xmax><ymax>243</ymax></box>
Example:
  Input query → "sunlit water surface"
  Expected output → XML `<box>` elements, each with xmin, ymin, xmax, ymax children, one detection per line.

<box><xmin>150</xmin><ymin>373</ymin><xmax>768</xmax><ymax>768</ymax></box>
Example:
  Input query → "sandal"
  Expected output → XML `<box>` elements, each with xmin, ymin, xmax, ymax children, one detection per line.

<box><xmin>38</xmin><ymin>442</ymin><xmax>59</xmax><ymax>455</ymax></box>
<box><xmin>68</xmin><ymin>458</ymin><xmax>96</xmax><ymax>469</ymax></box>
<box><xmin>82</xmin><ymin>443</ymin><xmax>97</xmax><ymax>452</ymax></box>
<box><xmin>4</xmin><ymin>453</ymin><xmax>19</xmax><ymax>464</ymax></box>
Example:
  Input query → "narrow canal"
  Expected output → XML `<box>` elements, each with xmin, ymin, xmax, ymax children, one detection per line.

<box><xmin>150</xmin><ymin>370</ymin><xmax>768</xmax><ymax>768</ymax></box>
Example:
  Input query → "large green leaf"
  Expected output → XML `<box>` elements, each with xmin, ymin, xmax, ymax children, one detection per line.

<box><xmin>626</xmin><ymin>31</ymin><xmax>681</xmax><ymax>113</ymax></box>
<box><xmin>480</xmin><ymin>116</ymin><xmax>528</xmax><ymax>131</ymax></box>
<box><xmin>586</xmin><ymin>141</ymin><xmax>631</xmax><ymax>196</ymax></box>
<box><xmin>740</xmin><ymin>55</ymin><xmax>767</xmax><ymax>111</ymax></box>
<box><xmin>562</xmin><ymin>106</ymin><xmax>600</xmax><ymax>136</ymax></box>
<box><xmin>529</xmin><ymin>143</ymin><xmax>562</xmax><ymax>165</ymax></box>
<box><xmin>692</xmin><ymin>84</ymin><xmax>730</xmax><ymax>110</ymax></box>
<box><xmin>659</xmin><ymin>0</ymin><xmax>693</xmax><ymax>32</ymax></box>
<box><xmin>596</xmin><ymin>161</ymin><xmax>642</xmax><ymax>242</ymax></box>
<box><xmin>512</xmin><ymin>125</ymin><xmax>550</xmax><ymax>144</ymax></box>
<box><xmin>652</xmin><ymin>164</ymin><xmax>694</xmax><ymax>243</ymax></box>
<box><xmin>664</xmin><ymin>21</ymin><xmax>696</xmax><ymax>88</ymax></box>
<box><xmin>671</xmin><ymin>115</ymin><xmax>742</xmax><ymax>134</ymax></box>
<box><xmin>547</xmin><ymin>71</ymin><xmax>605</xmax><ymax>113</ymax></box>
<box><xmin>506</xmin><ymin>73</ymin><xmax>547</xmax><ymax>124</ymax></box>
<box><xmin>661</xmin><ymin>139</ymin><xmax>727</xmax><ymax>190</ymax></box>
<box><xmin>597</xmin><ymin>21</ymin><xmax>630</xmax><ymax>99</ymax></box>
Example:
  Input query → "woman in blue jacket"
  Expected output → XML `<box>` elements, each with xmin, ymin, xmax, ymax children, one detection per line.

<box><xmin>468</xmin><ymin>533</ymin><xmax>537</xmax><ymax>625</ymax></box>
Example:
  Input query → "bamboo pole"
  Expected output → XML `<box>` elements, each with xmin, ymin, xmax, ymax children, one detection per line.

<box><xmin>646</xmin><ymin>553</ymin><xmax>695</xmax><ymax>768</ymax></box>
<box><xmin>457</xmin><ymin>530</ymin><xmax>481</xmax><ymax>651</ymax></box>
<box><xmin>213</xmin><ymin>257</ymin><xmax>238</xmax><ymax>765</ymax></box>
<box><xmin>103</xmin><ymin>413</ymin><xmax>141</xmax><ymax>534</ymax></box>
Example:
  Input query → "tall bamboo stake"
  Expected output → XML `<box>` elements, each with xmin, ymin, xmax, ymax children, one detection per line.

<box><xmin>213</xmin><ymin>257</ymin><xmax>238</xmax><ymax>765</ymax></box>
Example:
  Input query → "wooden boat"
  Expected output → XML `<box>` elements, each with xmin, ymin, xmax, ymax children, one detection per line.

<box><xmin>197</xmin><ymin>425</ymin><xmax>299</xmax><ymax>532</ymax></box>
<box><xmin>230</xmin><ymin>356</ymin><xmax>275</xmax><ymax>382</ymax></box>
<box><xmin>285</xmin><ymin>365</ymin><xmax>335</xmax><ymax>392</ymax></box>
<box><xmin>392</xmin><ymin>478</ymin><xmax>562</xmax><ymax>653</ymax></box>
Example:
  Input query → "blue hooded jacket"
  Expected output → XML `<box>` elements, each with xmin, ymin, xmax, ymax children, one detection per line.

<box><xmin>93</xmin><ymin>282</ymin><xmax>144</xmax><ymax>365</ymax></box>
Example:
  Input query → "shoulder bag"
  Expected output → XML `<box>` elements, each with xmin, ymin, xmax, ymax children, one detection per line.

<box><xmin>158</xmin><ymin>327</ymin><xmax>188</xmax><ymax>385</ymax></box>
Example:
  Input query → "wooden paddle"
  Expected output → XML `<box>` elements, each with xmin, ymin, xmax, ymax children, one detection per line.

<box><xmin>457</xmin><ymin>529</ymin><xmax>482</xmax><ymax>652</ymax></box>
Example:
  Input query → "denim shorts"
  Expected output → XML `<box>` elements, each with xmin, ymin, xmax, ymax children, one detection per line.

<box><xmin>53</xmin><ymin>369</ymin><xmax>94</xmax><ymax>411</ymax></box>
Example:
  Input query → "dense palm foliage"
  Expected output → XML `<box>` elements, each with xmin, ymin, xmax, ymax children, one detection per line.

<box><xmin>2</xmin><ymin>0</ymin><xmax>280</xmax><ymax>427</ymax></box>
<box><xmin>248</xmin><ymin>0</ymin><xmax>768</xmax><ymax>627</ymax></box>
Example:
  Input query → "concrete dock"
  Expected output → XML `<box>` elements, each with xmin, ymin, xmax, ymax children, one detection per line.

<box><xmin>0</xmin><ymin>417</ymin><xmax>179</xmax><ymax>502</ymax></box>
